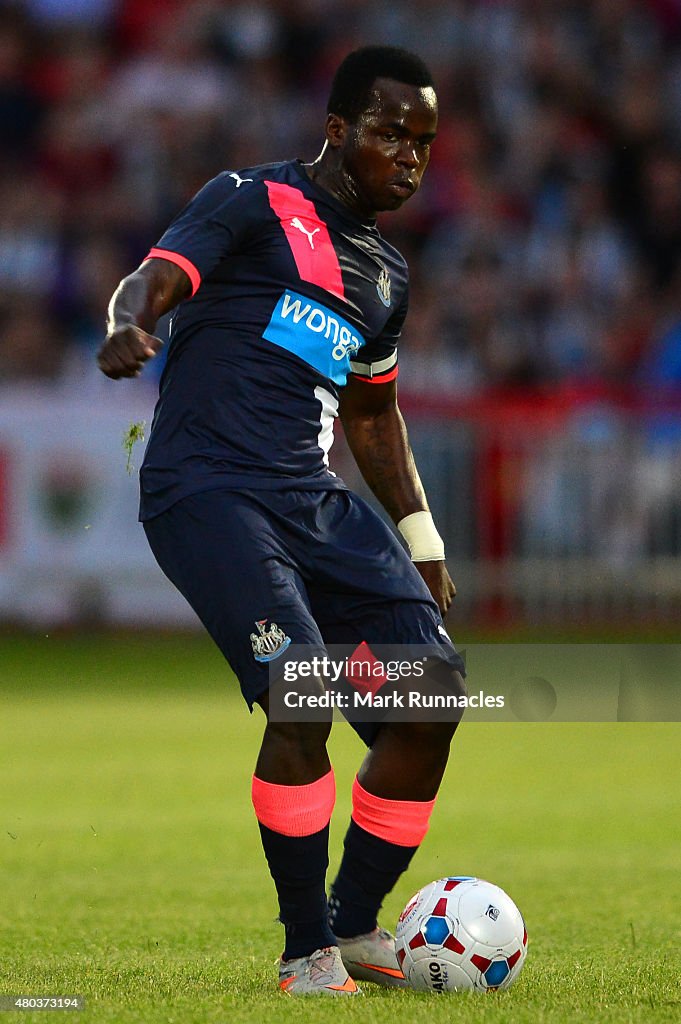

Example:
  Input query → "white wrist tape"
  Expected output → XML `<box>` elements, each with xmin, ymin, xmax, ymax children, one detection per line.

<box><xmin>397</xmin><ymin>510</ymin><xmax>445</xmax><ymax>562</ymax></box>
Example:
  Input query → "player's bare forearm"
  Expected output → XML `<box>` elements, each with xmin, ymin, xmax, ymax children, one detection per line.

<box><xmin>339</xmin><ymin>376</ymin><xmax>456</xmax><ymax>613</ymax></box>
<box><xmin>98</xmin><ymin>259</ymin><xmax>191</xmax><ymax>379</ymax></box>
<box><xmin>340</xmin><ymin>382</ymin><xmax>426</xmax><ymax>523</ymax></box>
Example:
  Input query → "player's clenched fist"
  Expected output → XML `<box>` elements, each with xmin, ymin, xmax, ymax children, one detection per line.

<box><xmin>97</xmin><ymin>325</ymin><xmax>163</xmax><ymax>379</ymax></box>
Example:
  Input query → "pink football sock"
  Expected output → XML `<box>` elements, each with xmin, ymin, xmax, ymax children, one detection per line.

<box><xmin>251</xmin><ymin>768</ymin><xmax>336</xmax><ymax>836</ymax></box>
<box><xmin>252</xmin><ymin>769</ymin><xmax>337</xmax><ymax>959</ymax></box>
<box><xmin>350</xmin><ymin>775</ymin><xmax>436</xmax><ymax>846</ymax></box>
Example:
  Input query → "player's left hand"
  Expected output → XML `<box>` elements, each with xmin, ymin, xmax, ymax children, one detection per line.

<box><xmin>415</xmin><ymin>560</ymin><xmax>456</xmax><ymax>616</ymax></box>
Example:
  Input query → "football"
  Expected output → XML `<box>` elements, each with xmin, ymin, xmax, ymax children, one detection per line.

<box><xmin>395</xmin><ymin>876</ymin><xmax>528</xmax><ymax>992</ymax></box>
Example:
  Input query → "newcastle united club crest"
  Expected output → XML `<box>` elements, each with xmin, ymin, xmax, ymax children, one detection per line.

<box><xmin>250</xmin><ymin>619</ymin><xmax>291</xmax><ymax>662</ymax></box>
<box><xmin>376</xmin><ymin>266</ymin><xmax>391</xmax><ymax>307</ymax></box>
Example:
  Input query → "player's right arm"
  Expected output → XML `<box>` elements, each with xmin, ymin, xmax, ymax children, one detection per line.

<box><xmin>99</xmin><ymin>170</ymin><xmax>257</xmax><ymax>379</ymax></box>
<box><xmin>98</xmin><ymin>258</ymin><xmax>192</xmax><ymax>380</ymax></box>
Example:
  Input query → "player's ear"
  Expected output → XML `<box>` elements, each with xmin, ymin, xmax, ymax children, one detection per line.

<box><xmin>325</xmin><ymin>113</ymin><xmax>348</xmax><ymax>149</ymax></box>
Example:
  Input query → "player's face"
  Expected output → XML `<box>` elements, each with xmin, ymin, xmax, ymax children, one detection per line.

<box><xmin>342</xmin><ymin>78</ymin><xmax>438</xmax><ymax>214</ymax></box>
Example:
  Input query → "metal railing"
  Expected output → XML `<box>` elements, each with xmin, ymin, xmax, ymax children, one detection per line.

<box><xmin>0</xmin><ymin>386</ymin><xmax>679</xmax><ymax>627</ymax></box>
<box><xmin>335</xmin><ymin>385</ymin><xmax>681</xmax><ymax>625</ymax></box>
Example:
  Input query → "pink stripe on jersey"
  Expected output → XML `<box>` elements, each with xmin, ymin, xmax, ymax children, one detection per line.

<box><xmin>144</xmin><ymin>248</ymin><xmax>201</xmax><ymax>297</ymax></box>
<box><xmin>351</xmin><ymin>776</ymin><xmax>436</xmax><ymax>847</ymax></box>
<box><xmin>252</xmin><ymin>769</ymin><xmax>336</xmax><ymax>837</ymax></box>
<box><xmin>265</xmin><ymin>181</ymin><xmax>345</xmax><ymax>301</ymax></box>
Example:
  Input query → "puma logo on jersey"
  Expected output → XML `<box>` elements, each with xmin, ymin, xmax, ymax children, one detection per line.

<box><xmin>290</xmin><ymin>218</ymin><xmax>320</xmax><ymax>249</ymax></box>
<box><xmin>229</xmin><ymin>172</ymin><xmax>253</xmax><ymax>188</ymax></box>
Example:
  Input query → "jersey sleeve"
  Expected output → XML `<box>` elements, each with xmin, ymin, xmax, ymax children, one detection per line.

<box><xmin>348</xmin><ymin>283</ymin><xmax>408</xmax><ymax>384</ymax></box>
<box><xmin>144</xmin><ymin>172</ymin><xmax>259</xmax><ymax>296</ymax></box>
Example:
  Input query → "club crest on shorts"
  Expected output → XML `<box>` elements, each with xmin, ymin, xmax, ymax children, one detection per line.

<box><xmin>250</xmin><ymin>619</ymin><xmax>291</xmax><ymax>662</ymax></box>
<box><xmin>376</xmin><ymin>266</ymin><xmax>391</xmax><ymax>307</ymax></box>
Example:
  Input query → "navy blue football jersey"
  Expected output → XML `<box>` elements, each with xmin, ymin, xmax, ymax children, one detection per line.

<box><xmin>139</xmin><ymin>160</ymin><xmax>409</xmax><ymax>520</ymax></box>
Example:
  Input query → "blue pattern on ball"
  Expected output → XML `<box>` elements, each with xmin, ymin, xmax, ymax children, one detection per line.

<box><xmin>485</xmin><ymin>960</ymin><xmax>510</xmax><ymax>986</ymax></box>
<box><xmin>423</xmin><ymin>917</ymin><xmax>451</xmax><ymax>946</ymax></box>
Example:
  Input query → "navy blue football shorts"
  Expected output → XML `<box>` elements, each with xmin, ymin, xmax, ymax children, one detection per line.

<box><xmin>143</xmin><ymin>487</ymin><xmax>465</xmax><ymax>721</ymax></box>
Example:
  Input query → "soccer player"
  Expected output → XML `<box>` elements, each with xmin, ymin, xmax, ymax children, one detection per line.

<box><xmin>98</xmin><ymin>46</ymin><xmax>466</xmax><ymax>996</ymax></box>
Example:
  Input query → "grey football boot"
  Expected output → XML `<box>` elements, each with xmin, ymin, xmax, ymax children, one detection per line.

<box><xmin>278</xmin><ymin>945</ymin><xmax>361</xmax><ymax>995</ymax></box>
<box><xmin>337</xmin><ymin>927</ymin><xmax>407</xmax><ymax>987</ymax></box>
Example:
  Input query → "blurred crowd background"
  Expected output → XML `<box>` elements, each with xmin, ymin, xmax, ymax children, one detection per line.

<box><xmin>2</xmin><ymin>0</ymin><xmax>681</xmax><ymax>394</ymax></box>
<box><xmin>2</xmin><ymin>0</ymin><xmax>681</xmax><ymax>626</ymax></box>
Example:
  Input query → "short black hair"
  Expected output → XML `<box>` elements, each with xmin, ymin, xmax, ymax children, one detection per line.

<box><xmin>327</xmin><ymin>46</ymin><xmax>435</xmax><ymax>122</ymax></box>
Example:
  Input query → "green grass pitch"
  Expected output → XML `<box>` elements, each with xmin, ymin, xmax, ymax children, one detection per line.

<box><xmin>1</xmin><ymin>634</ymin><xmax>680</xmax><ymax>1023</ymax></box>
